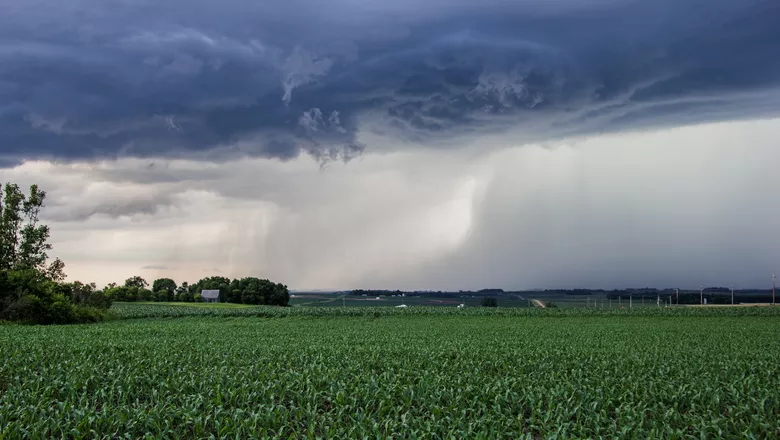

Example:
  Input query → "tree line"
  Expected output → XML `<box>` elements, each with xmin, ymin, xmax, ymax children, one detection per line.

<box><xmin>0</xmin><ymin>182</ymin><xmax>288</xmax><ymax>325</ymax></box>
<box><xmin>105</xmin><ymin>275</ymin><xmax>289</xmax><ymax>306</ymax></box>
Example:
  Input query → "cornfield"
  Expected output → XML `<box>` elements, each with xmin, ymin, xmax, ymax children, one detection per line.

<box><xmin>1</xmin><ymin>309</ymin><xmax>778</xmax><ymax>438</ymax></box>
<box><xmin>108</xmin><ymin>301</ymin><xmax>780</xmax><ymax>319</ymax></box>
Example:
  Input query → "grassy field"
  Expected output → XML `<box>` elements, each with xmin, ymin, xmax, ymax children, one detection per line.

<box><xmin>288</xmin><ymin>292</ymin><xmax>663</xmax><ymax>308</ymax></box>
<box><xmin>1</xmin><ymin>305</ymin><xmax>778</xmax><ymax>438</ymax></box>
<box><xmin>107</xmin><ymin>301</ymin><xmax>780</xmax><ymax>319</ymax></box>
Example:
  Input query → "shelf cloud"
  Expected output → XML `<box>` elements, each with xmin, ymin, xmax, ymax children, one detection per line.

<box><xmin>1</xmin><ymin>0</ymin><xmax>779</xmax><ymax>166</ymax></box>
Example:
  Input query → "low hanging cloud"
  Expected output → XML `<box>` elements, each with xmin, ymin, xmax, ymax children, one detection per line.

<box><xmin>1</xmin><ymin>0</ymin><xmax>779</xmax><ymax>166</ymax></box>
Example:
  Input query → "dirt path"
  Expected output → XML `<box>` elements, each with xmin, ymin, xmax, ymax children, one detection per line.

<box><xmin>532</xmin><ymin>299</ymin><xmax>546</xmax><ymax>308</ymax></box>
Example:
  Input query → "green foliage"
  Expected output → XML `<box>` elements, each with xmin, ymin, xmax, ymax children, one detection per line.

<box><xmin>108</xmin><ymin>302</ymin><xmax>780</xmax><ymax>320</ymax></box>
<box><xmin>155</xmin><ymin>289</ymin><xmax>171</xmax><ymax>302</ymax></box>
<box><xmin>124</xmin><ymin>276</ymin><xmax>148</xmax><ymax>289</ymax></box>
<box><xmin>0</xmin><ymin>314</ymin><xmax>777</xmax><ymax>438</ymax></box>
<box><xmin>0</xmin><ymin>182</ymin><xmax>106</xmax><ymax>324</ymax></box>
<box><xmin>1</xmin><ymin>183</ymin><xmax>45</xmax><ymax>270</ymax></box>
<box><xmin>138</xmin><ymin>288</ymin><xmax>153</xmax><ymax>301</ymax></box>
<box><xmin>152</xmin><ymin>278</ymin><xmax>177</xmax><ymax>298</ymax></box>
<box><xmin>103</xmin><ymin>275</ymin><xmax>291</xmax><ymax>306</ymax></box>
<box><xmin>175</xmin><ymin>282</ymin><xmax>195</xmax><ymax>302</ymax></box>
<box><xmin>83</xmin><ymin>290</ymin><xmax>112</xmax><ymax>310</ymax></box>
<box><xmin>229</xmin><ymin>277</ymin><xmax>290</xmax><ymax>306</ymax></box>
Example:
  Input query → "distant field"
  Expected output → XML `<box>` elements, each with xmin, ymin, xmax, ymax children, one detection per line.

<box><xmin>127</xmin><ymin>301</ymin><xmax>255</xmax><ymax>309</ymax></box>
<box><xmin>289</xmin><ymin>292</ymin><xmax>672</xmax><ymax>308</ymax></box>
<box><xmin>290</xmin><ymin>292</ymin><xmax>777</xmax><ymax>309</ymax></box>
<box><xmin>1</xmin><ymin>308</ymin><xmax>777</xmax><ymax>438</ymax></box>
<box><xmin>289</xmin><ymin>293</ymin><xmax>533</xmax><ymax>308</ymax></box>
<box><xmin>108</xmin><ymin>301</ymin><xmax>780</xmax><ymax>320</ymax></box>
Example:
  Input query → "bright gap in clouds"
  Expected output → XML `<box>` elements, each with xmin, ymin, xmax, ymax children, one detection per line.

<box><xmin>4</xmin><ymin>118</ymin><xmax>780</xmax><ymax>290</ymax></box>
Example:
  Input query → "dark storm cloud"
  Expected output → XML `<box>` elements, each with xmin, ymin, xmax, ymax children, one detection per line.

<box><xmin>1</xmin><ymin>0</ymin><xmax>779</xmax><ymax>165</ymax></box>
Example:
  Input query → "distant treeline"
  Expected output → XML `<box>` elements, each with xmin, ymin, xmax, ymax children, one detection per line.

<box><xmin>105</xmin><ymin>276</ymin><xmax>289</xmax><ymax>306</ymax></box>
<box><xmin>350</xmin><ymin>289</ymin><xmax>506</xmax><ymax>298</ymax></box>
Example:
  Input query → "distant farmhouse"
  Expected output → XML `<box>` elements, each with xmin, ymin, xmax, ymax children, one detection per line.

<box><xmin>201</xmin><ymin>290</ymin><xmax>220</xmax><ymax>303</ymax></box>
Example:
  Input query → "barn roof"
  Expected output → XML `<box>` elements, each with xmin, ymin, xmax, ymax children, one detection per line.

<box><xmin>201</xmin><ymin>290</ymin><xmax>220</xmax><ymax>299</ymax></box>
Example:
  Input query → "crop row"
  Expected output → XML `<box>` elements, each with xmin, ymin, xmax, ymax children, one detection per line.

<box><xmin>108</xmin><ymin>301</ymin><xmax>780</xmax><ymax>320</ymax></box>
<box><xmin>1</xmin><ymin>315</ymin><xmax>778</xmax><ymax>438</ymax></box>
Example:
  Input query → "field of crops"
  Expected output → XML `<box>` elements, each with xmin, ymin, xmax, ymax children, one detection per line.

<box><xmin>108</xmin><ymin>301</ymin><xmax>780</xmax><ymax>319</ymax></box>
<box><xmin>1</xmin><ymin>309</ymin><xmax>778</xmax><ymax>438</ymax></box>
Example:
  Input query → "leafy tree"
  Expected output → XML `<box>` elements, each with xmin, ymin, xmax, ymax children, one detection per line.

<box><xmin>124</xmin><ymin>276</ymin><xmax>148</xmax><ymax>289</ymax></box>
<box><xmin>139</xmin><ymin>288</ymin><xmax>154</xmax><ymax>301</ymax></box>
<box><xmin>0</xmin><ymin>183</ymin><xmax>64</xmax><ymax>279</ymax></box>
<box><xmin>0</xmin><ymin>182</ymin><xmax>105</xmax><ymax>324</ymax></box>
<box><xmin>176</xmin><ymin>282</ymin><xmax>193</xmax><ymax>302</ymax></box>
<box><xmin>155</xmin><ymin>289</ymin><xmax>170</xmax><ymax>302</ymax></box>
<box><xmin>268</xmin><ymin>282</ymin><xmax>290</xmax><ymax>307</ymax></box>
<box><xmin>63</xmin><ymin>281</ymin><xmax>97</xmax><ymax>304</ymax></box>
<box><xmin>230</xmin><ymin>277</ymin><xmax>289</xmax><ymax>306</ymax></box>
<box><xmin>152</xmin><ymin>278</ymin><xmax>176</xmax><ymax>301</ymax></box>
<box><xmin>152</xmin><ymin>278</ymin><xmax>177</xmax><ymax>295</ymax></box>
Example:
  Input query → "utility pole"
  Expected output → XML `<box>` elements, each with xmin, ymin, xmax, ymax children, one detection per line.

<box><xmin>731</xmin><ymin>284</ymin><xmax>734</xmax><ymax>306</ymax></box>
<box><xmin>630</xmin><ymin>295</ymin><xmax>632</xmax><ymax>308</ymax></box>
<box><xmin>700</xmin><ymin>285</ymin><xmax>703</xmax><ymax>305</ymax></box>
<box><xmin>676</xmin><ymin>289</ymin><xmax>679</xmax><ymax>305</ymax></box>
<box><xmin>773</xmin><ymin>273</ymin><xmax>776</xmax><ymax>306</ymax></box>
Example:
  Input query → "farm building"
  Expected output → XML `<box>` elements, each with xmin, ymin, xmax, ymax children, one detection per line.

<box><xmin>201</xmin><ymin>290</ymin><xmax>220</xmax><ymax>303</ymax></box>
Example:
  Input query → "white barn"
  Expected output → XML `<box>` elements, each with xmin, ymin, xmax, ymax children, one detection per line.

<box><xmin>201</xmin><ymin>290</ymin><xmax>220</xmax><ymax>303</ymax></box>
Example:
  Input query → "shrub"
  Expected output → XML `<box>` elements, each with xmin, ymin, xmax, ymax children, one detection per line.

<box><xmin>481</xmin><ymin>297</ymin><xmax>498</xmax><ymax>307</ymax></box>
<box><xmin>0</xmin><ymin>295</ymin><xmax>44</xmax><ymax>323</ymax></box>
<box><xmin>86</xmin><ymin>291</ymin><xmax>113</xmax><ymax>310</ymax></box>
<box><xmin>45</xmin><ymin>298</ymin><xmax>76</xmax><ymax>325</ymax></box>
<box><xmin>72</xmin><ymin>306</ymin><xmax>106</xmax><ymax>323</ymax></box>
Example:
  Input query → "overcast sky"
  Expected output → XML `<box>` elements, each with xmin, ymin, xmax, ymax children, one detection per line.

<box><xmin>2</xmin><ymin>0</ymin><xmax>779</xmax><ymax>289</ymax></box>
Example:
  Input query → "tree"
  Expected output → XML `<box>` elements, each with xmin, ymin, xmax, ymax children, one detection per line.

<box><xmin>268</xmin><ymin>282</ymin><xmax>290</xmax><ymax>307</ymax></box>
<box><xmin>175</xmin><ymin>282</ymin><xmax>193</xmax><ymax>302</ymax></box>
<box><xmin>155</xmin><ymin>289</ymin><xmax>170</xmax><ymax>302</ymax></box>
<box><xmin>229</xmin><ymin>277</ymin><xmax>289</xmax><ymax>306</ymax></box>
<box><xmin>481</xmin><ymin>297</ymin><xmax>498</xmax><ymax>307</ymax></box>
<box><xmin>138</xmin><ymin>288</ymin><xmax>153</xmax><ymax>301</ymax></box>
<box><xmin>63</xmin><ymin>281</ymin><xmax>97</xmax><ymax>304</ymax></box>
<box><xmin>0</xmin><ymin>182</ymin><xmax>106</xmax><ymax>324</ymax></box>
<box><xmin>152</xmin><ymin>278</ymin><xmax>177</xmax><ymax>301</ymax></box>
<box><xmin>0</xmin><ymin>183</ymin><xmax>63</xmax><ymax>278</ymax></box>
<box><xmin>124</xmin><ymin>276</ymin><xmax>148</xmax><ymax>289</ymax></box>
